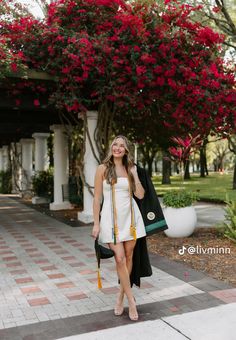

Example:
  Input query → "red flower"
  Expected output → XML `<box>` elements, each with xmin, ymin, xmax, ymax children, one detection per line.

<box><xmin>140</xmin><ymin>53</ymin><xmax>156</xmax><ymax>64</ymax></box>
<box><xmin>212</xmin><ymin>6</ymin><xmax>220</xmax><ymax>13</ymax></box>
<box><xmin>15</xmin><ymin>99</ymin><xmax>21</xmax><ymax>106</ymax></box>
<box><xmin>154</xmin><ymin>66</ymin><xmax>163</xmax><ymax>74</ymax></box>
<box><xmin>33</xmin><ymin>99</ymin><xmax>40</xmax><ymax>107</ymax></box>
<box><xmin>62</xmin><ymin>67</ymin><xmax>71</xmax><ymax>74</ymax></box>
<box><xmin>156</xmin><ymin>77</ymin><xmax>165</xmax><ymax>86</ymax></box>
<box><xmin>48</xmin><ymin>46</ymin><xmax>55</xmax><ymax>55</ymax></box>
<box><xmin>10</xmin><ymin>63</ymin><xmax>18</xmax><ymax>73</ymax></box>
<box><xmin>133</xmin><ymin>46</ymin><xmax>141</xmax><ymax>52</ymax></box>
<box><xmin>136</xmin><ymin>66</ymin><xmax>146</xmax><ymax>76</ymax></box>
<box><xmin>169</xmin><ymin>147</ymin><xmax>183</xmax><ymax>160</ymax></box>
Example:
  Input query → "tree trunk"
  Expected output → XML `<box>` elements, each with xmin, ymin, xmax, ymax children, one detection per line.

<box><xmin>162</xmin><ymin>152</ymin><xmax>171</xmax><ymax>184</ymax></box>
<box><xmin>147</xmin><ymin>158</ymin><xmax>153</xmax><ymax>178</ymax></box>
<box><xmin>154</xmin><ymin>160</ymin><xmax>158</xmax><ymax>173</ymax></box>
<box><xmin>184</xmin><ymin>160</ymin><xmax>190</xmax><ymax>180</ymax></box>
<box><xmin>204</xmin><ymin>151</ymin><xmax>208</xmax><ymax>175</ymax></box>
<box><xmin>218</xmin><ymin>157</ymin><xmax>224</xmax><ymax>172</ymax></box>
<box><xmin>174</xmin><ymin>163</ymin><xmax>179</xmax><ymax>174</ymax></box>
<box><xmin>200</xmin><ymin>147</ymin><xmax>205</xmax><ymax>177</ymax></box>
<box><xmin>213</xmin><ymin>159</ymin><xmax>217</xmax><ymax>172</ymax></box>
<box><xmin>233</xmin><ymin>159</ymin><xmax>236</xmax><ymax>190</ymax></box>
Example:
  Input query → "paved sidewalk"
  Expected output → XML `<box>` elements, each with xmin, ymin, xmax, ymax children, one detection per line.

<box><xmin>194</xmin><ymin>202</ymin><xmax>225</xmax><ymax>228</ymax></box>
<box><xmin>159</xmin><ymin>197</ymin><xmax>226</xmax><ymax>228</ymax></box>
<box><xmin>0</xmin><ymin>195</ymin><xmax>235</xmax><ymax>340</ymax></box>
<box><xmin>58</xmin><ymin>302</ymin><xmax>236</xmax><ymax>340</ymax></box>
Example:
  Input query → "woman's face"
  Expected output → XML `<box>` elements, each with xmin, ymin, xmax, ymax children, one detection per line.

<box><xmin>112</xmin><ymin>137</ymin><xmax>127</xmax><ymax>159</ymax></box>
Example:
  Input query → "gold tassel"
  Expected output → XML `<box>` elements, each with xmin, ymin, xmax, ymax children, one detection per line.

<box><xmin>114</xmin><ymin>223</ymin><xmax>118</xmax><ymax>245</ymax></box>
<box><xmin>130</xmin><ymin>224</ymin><xmax>137</xmax><ymax>240</ymax></box>
<box><xmin>112</xmin><ymin>183</ymin><xmax>119</xmax><ymax>244</ymax></box>
<box><xmin>128</xmin><ymin>176</ymin><xmax>137</xmax><ymax>241</ymax></box>
<box><xmin>97</xmin><ymin>269</ymin><xmax>102</xmax><ymax>289</ymax></box>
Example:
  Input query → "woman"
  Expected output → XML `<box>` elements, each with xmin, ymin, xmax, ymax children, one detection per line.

<box><xmin>91</xmin><ymin>135</ymin><xmax>146</xmax><ymax>321</ymax></box>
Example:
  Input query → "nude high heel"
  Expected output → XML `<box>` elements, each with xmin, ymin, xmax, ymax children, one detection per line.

<box><xmin>128</xmin><ymin>297</ymin><xmax>138</xmax><ymax>321</ymax></box>
<box><xmin>114</xmin><ymin>304</ymin><xmax>124</xmax><ymax>316</ymax></box>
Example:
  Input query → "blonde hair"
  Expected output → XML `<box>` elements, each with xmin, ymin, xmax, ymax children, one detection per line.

<box><xmin>102</xmin><ymin>135</ymin><xmax>136</xmax><ymax>191</ymax></box>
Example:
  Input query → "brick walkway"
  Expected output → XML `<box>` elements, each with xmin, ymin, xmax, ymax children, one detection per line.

<box><xmin>0</xmin><ymin>195</ymin><xmax>235</xmax><ymax>340</ymax></box>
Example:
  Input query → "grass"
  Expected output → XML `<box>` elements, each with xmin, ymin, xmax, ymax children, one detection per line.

<box><xmin>153</xmin><ymin>172</ymin><xmax>236</xmax><ymax>203</ymax></box>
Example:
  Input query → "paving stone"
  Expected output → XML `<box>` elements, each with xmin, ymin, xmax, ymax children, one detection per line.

<box><xmin>20</xmin><ymin>286</ymin><xmax>42</xmax><ymax>294</ymax></box>
<box><xmin>27</xmin><ymin>298</ymin><xmax>51</xmax><ymax>307</ymax></box>
<box><xmin>15</xmin><ymin>277</ymin><xmax>34</xmax><ymax>284</ymax></box>
<box><xmin>55</xmin><ymin>282</ymin><xmax>76</xmax><ymax>289</ymax></box>
<box><xmin>47</xmin><ymin>273</ymin><xmax>65</xmax><ymax>279</ymax></box>
<box><xmin>65</xmin><ymin>293</ymin><xmax>88</xmax><ymax>301</ymax></box>
<box><xmin>0</xmin><ymin>195</ymin><xmax>233</xmax><ymax>338</ymax></box>
<box><xmin>40</xmin><ymin>265</ymin><xmax>58</xmax><ymax>271</ymax></box>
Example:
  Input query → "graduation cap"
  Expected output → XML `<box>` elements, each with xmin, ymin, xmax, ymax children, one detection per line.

<box><xmin>94</xmin><ymin>238</ymin><xmax>114</xmax><ymax>289</ymax></box>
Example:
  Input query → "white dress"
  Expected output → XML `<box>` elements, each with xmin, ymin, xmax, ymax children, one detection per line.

<box><xmin>99</xmin><ymin>177</ymin><xmax>146</xmax><ymax>243</ymax></box>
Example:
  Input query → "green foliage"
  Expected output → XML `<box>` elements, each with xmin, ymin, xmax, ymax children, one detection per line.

<box><xmin>222</xmin><ymin>196</ymin><xmax>236</xmax><ymax>242</ymax></box>
<box><xmin>153</xmin><ymin>173</ymin><xmax>236</xmax><ymax>202</ymax></box>
<box><xmin>163</xmin><ymin>189</ymin><xmax>196</xmax><ymax>208</ymax></box>
<box><xmin>32</xmin><ymin>169</ymin><xmax>53</xmax><ymax>201</ymax></box>
<box><xmin>0</xmin><ymin>170</ymin><xmax>12</xmax><ymax>194</ymax></box>
<box><xmin>68</xmin><ymin>176</ymin><xmax>83</xmax><ymax>206</ymax></box>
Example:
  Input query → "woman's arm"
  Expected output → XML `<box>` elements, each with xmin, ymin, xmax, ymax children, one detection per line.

<box><xmin>91</xmin><ymin>164</ymin><xmax>105</xmax><ymax>239</ymax></box>
<box><xmin>131</xmin><ymin>166</ymin><xmax>145</xmax><ymax>199</ymax></box>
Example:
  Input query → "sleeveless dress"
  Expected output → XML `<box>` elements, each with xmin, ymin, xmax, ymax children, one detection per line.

<box><xmin>99</xmin><ymin>177</ymin><xmax>146</xmax><ymax>243</ymax></box>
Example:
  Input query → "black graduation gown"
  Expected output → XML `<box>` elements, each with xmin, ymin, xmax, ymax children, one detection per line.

<box><xmin>130</xmin><ymin>166</ymin><xmax>168</xmax><ymax>287</ymax></box>
<box><xmin>135</xmin><ymin>166</ymin><xmax>168</xmax><ymax>236</ymax></box>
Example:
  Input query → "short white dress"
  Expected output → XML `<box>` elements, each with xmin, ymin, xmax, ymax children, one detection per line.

<box><xmin>99</xmin><ymin>177</ymin><xmax>146</xmax><ymax>243</ymax></box>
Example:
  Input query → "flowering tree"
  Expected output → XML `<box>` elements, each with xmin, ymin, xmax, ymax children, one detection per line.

<box><xmin>0</xmin><ymin>0</ymin><xmax>31</xmax><ymax>78</ymax></box>
<box><xmin>1</xmin><ymin>0</ymin><xmax>236</xmax><ymax>157</ymax></box>
<box><xmin>168</xmin><ymin>134</ymin><xmax>202</xmax><ymax>180</ymax></box>
<box><xmin>191</xmin><ymin>0</ymin><xmax>236</xmax><ymax>55</ymax></box>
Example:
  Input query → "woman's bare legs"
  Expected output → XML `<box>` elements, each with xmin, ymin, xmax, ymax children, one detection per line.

<box><xmin>109</xmin><ymin>240</ymin><xmax>138</xmax><ymax>320</ymax></box>
<box><xmin>118</xmin><ymin>239</ymin><xmax>136</xmax><ymax>299</ymax></box>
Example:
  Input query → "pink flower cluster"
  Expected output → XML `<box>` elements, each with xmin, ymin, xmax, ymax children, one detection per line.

<box><xmin>0</xmin><ymin>0</ymin><xmax>235</xmax><ymax>137</ymax></box>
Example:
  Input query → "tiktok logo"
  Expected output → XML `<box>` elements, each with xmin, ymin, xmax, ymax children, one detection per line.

<box><xmin>178</xmin><ymin>246</ymin><xmax>187</xmax><ymax>255</ymax></box>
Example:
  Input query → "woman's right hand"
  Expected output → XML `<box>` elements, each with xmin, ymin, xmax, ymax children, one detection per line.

<box><xmin>91</xmin><ymin>224</ymin><xmax>100</xmax><ymax>239</ymax></box>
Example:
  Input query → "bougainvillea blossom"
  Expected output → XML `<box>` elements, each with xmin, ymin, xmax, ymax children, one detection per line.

<box><xmin>0</xmin><ymin>0</ymin><xmax>235</xmax><ymax>137</ymax></box>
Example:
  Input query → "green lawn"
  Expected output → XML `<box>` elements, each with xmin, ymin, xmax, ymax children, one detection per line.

<box><xmin>152</xmin><ymin>172</ymin><xmax>236</xmax><ymax>202</ymax></box>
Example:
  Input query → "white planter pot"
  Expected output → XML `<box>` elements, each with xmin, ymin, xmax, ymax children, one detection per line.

<box><xmin>163</xmin><ymin>206</ymin><xmax>197</xmax><ymax>238</ymax></box>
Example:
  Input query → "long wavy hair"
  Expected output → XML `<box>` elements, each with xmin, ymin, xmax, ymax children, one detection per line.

<box><xmin>102</xmin><ymin>135</ymin><xmax>136</xmax><ymax>192</ymax></box>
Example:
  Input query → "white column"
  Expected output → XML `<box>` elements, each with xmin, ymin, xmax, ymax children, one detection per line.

<box><xmin>78</xmin><ymin>111</ymin><xmax>99</xmax><ymax>223</ymax></box>
<box><xmin>16</xmin><ymin>143</ymin><xmax>22</xmax><ymax>191</ymax></box>
<box><xmin>11</xmin><ymin>142</ymin><xmax>22</xmax><ymax>193</ymax></box>
<box><xmin>0</xmin><ymin>148</ymin><xmax>3</xmax><ymax>171</ymax></box>
<box><xmin>2</xmin><ymin>145</ymin><xmax>9</xmax><ymax>171</ymax></box>
<box><xmin>49</xmin><ymin>125</ymin><xmax>72</xmax><ymax>210</ymax></box>
<box><xmin>20</xmin><ymin>139</ymin><xmax>34</xmax><ymax>192</ymax></box>
<box><xmin>32</xmin><ymin>132</ymin><xmax>50</xmax><ymax>171</ymax></box>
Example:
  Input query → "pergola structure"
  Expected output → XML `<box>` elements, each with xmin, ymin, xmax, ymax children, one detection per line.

<box><xmin>0</xmin><ymin>71</ymin><xmax>99</xmax><ymax>223</ymax></box>
<box><xmin>0</xmin><ymin>71</ymin><xmax>72</xmax><ymax>209</ymax></box>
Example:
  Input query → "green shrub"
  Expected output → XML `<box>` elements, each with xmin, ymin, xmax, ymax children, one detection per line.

<box><xmin>222</xmin><ymin>197</ymin><xmax>236</xmax><ymax>242</ymax></box>
<box><xmin>0</xmin><ymin>170</ymin><xmax>12</xmax><ymax>194</ymax></box>
<box><xmin>32</xmin><ymin>169</ymin><xmax>53</xmax><ymax>201</ymax></box>
<box><xmin>68</xmin><ymin>176</ymin><xmax>83</xmax><ymax>206</ymax></box>
<box><xmin>163</xmin><ymin>190</ymin><xmax>196</xmax><ymax>208</ymax></box>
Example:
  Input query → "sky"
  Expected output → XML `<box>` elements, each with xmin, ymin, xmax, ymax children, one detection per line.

<box><xmin>17</xmin><ymin>0</ymin><xmax>45</xmax><ymax>18</ymax></box>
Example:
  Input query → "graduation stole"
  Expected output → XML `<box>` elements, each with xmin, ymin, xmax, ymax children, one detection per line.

<box><xmin>111</xmin><ymin>177</ymin><xmax>137</xmax><ymax>245</ymax></box>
